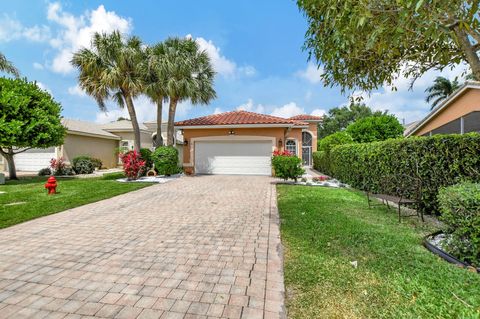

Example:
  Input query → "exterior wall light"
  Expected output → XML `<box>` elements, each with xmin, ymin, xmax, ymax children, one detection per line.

<box><xmin>228</xmin><ymin>130</ymin><xmax>235</xmax><ymax>135</ymax></box>
<box><xmin>278</xmin><ymin>139</ymin><xmax>283</xmax><ymax>148</ymax></box>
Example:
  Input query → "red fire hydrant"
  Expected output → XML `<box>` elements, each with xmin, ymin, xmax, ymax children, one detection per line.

<box><xmin>45</xmin><ymin>176</ymin><xmax>57</xmax><ymax>195</ymax></box>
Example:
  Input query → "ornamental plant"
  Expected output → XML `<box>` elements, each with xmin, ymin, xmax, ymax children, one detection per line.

<box><xmin>272</xmin><ymin>150</ymin><xmax>304</xmax><ymax>182</ymax></box>
<box><xmin>438</xmin><ymin>182</ymin><xmax>480</xmax><ymax>267</ymax></box>
<box><xmin>50</xmin><ymin>157</ymin><xmax>67</xmax><ymax>176</ymax></box>
<box><xmin>152</xmin><ymin>146</ymin><xmax>180</xmax><ymax>176</ymax></box>
<box><xmin>120</xmin><ymin>150</ymin><xmax>146</xmax><ymax>180</ymax></box>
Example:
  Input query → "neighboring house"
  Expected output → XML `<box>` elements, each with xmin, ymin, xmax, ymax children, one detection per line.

<box><xmin>407</xmin><ymin>81</ymin><xmax>480</xmax><ymax>137</ymax></box>
<box><xmin>175</xmin><ymin>110</ymin><xmax>322</xmax><ymax>175</ymax></box>
<box><xmin>403</xmin><ymin>121</ymin><xmax>420</xmax><ymax>137</ymax></box>
<box><xmin>0</xmin><ymin>119</ymin><xmax>157</xmax><ymax>172</ymax></box>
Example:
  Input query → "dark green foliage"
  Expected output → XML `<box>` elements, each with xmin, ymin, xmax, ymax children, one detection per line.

<box><xmin>91</xmin><ymin>158</ymin><xmax>102</xmax><ymax>169</ymax></box>
<box><xmin>438</xmin><ymin>182</ymin><xmax>480</xmax><ymax>267</ymax></box>
<box><xmin>318</xmin><ymin>131</ymin><xmax>354</xmax><ymax>153</ymax></box>
<box><xmin>152</xmin><ymin>146</ymin><xmax>179</xmax><ymax>176</ymax></box>
<box><xmin>346</xmin><ymin>115</ymin><xmax>404</xmax><ymax>143</ymax></box>
<box><xmin>72</xmin><ymin>156</ymin><xmax>95</xmax><ymax>174</ymax></box>
<box><xmin>272</xmin><ymin>155</ymin><xmax>304</xmax><ymax>182</ymax></box>
<box><xmin>0</xmin><ymin>78</ymin><xmax>65</xmax><ymax>149</ymax></box>
<box><xmin>318</xmin><ymin>103</ymin><xmax>385</xmax><ymax>138</ymax></box>
<box><xmin>313</xmin><ymin>134</ymin><xmax>480</xmax><ymax>215</ymax></box>
<box><xmin>139</xmin><ymin>148</ymin><xmax>153</xmax><ymax>170</ymax></box>
<box><xmin>38</xmin><ymin>168</ymin><xmax>51</xmax><ymax>176</ymax></box>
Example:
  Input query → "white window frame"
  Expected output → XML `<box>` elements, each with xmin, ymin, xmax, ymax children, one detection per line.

<box><xmin>285</xmin><ymin>139</ymin><xmax>297</xmax><ymax>156</ymax></box>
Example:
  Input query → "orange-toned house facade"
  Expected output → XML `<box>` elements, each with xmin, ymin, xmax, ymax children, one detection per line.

<box><xmin>407</xmin><ymin>82</ymin><xmax>480</xmax><ymax>136</ymax></box>
<box><xmin>175</xmin><ymin>111</ymin><xmax>322</xmax><ymax>175</ymax></box>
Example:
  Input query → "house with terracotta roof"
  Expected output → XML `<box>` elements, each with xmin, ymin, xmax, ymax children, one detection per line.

<box><xmin>175</xmin><ymin>110</ymin><xmax>322</xmax><ymax>175</ymax></box>
<box><xmin>406</xmin><ymin>81</ymin><xmax>480</xmax><ymax>136</ymax></box>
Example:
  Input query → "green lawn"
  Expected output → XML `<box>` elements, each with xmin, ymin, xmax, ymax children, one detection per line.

<box><xmin>277</xmin><ymin>185</ymin><xmax>480</xmax><ymax>319</ymax></box>
<box><xmin>0</xmin><ymin>173</ymin><xmax>150</xmax><ymax>229</ymax></box>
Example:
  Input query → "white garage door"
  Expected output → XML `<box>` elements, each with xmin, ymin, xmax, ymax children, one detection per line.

<box><xmin>14</xmin><ymin>148</ymin><xmax>56</xmax><ymax>172</ymax></box>
<box><xmin>195</xmin><ymin>140</ymin><xmax>272</xmax><ymax>175</ymax></box>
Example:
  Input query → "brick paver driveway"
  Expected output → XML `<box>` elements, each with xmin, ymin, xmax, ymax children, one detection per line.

<box><xmin>0</xmin><ymin>176</ymin><xmax>285</xmax><ymax>319</ymax></box>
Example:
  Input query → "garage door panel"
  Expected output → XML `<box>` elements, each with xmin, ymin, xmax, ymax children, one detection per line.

<box><xmin>195</xmin><ymin>141</ymin><xmax>272</xmax><ymax>175</ymax></box>
<box><xmin>14</xmin><ymin>151</ymin><xmax>55</xmax><ymax>171</ymax></box>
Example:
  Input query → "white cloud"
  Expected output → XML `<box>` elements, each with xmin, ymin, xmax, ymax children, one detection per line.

<box><xmin>67</xmin><ymin>85</ymin><xmax>86</xmax><ymax>97</ymax></box>
<box><xmin>188</xmin><ymin>34</ymin><xmax>256</xmax><ymax>78</ymax></box>
<box><xmin>296</xmin><ymin>63</ymin><xmax>324</xmax><ymax>84</ymax></box>
<box><xmin>353</xmin><ymin>63</ymin><xmax>470</xmax><ymax>123</ymax></box>
<box><xmin>47</xmin><ymin>3</ymin><xmax>132</xmax><ymax>74</ymax></box>
<box><xmin>311</xmin><ymin>109</ymin><xmax>326</xmax><ymax>117</ymax></box>
<box><xmin>270</xmin><ymin>102</ymin><xmax>304</xmax><ymax>118</ymax></box>
<box><xmin>213</xmin><ymin>107</ymin><xmax>223</xmax><ymax>114</ymax></box>
<box><xmin>236</xmin><ymin>98</ymin><xmax>265</xmax><ymax>113</ymax></box>
<box><xmin>36</xmin><ymin>82</ymin><xmax>52</xmax><ymax>94</ymax></box>
<box><xmin>33</xmin><ymin>62</ymin><xmax>44</xmax><ymax>70</ymax></box>
<box><xmin>0</xmin><ymin>14</ymin><xmax>50</xmax><ymax>43</ymax></box>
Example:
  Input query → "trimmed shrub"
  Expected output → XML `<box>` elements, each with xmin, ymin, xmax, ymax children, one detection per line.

<box><xmin>153</xmin><ymin>146</ymin><xmax>180</xmax><ymax>176</ymax></box>
<box><xmin>50</xmin><ymin>157</ymin><xmax>67</xmax><ymax>176</ymax></box>
<box><xmin>139</xmin><ymin>148</ymin><xmax>153</xmax><ymax>170</ymax></box>
<box><xmin>272</xmin><ymin>150</ymin><xmax>304</xmax><ymax>182</ymax></box>
<box><xmin>346</xmin><ymin>115</ymin><xmax>404</xmax><ymax>143</ymax></box>
<box><xmin>316</xmin><ymin>132</ymin><xmax>354</xmax><ymax>173</ymax></box>
<box><xmin>438</xmin><ymin>182</ymin><xmax>480</xmax><ymax>267</ymax></box>
<box><xmin>38</xmin><ymin>167</ymin><xmax>51</xmax><ymax>176</ymax></box>
<box><xmin>72</xmin><ymin>157</ymin><xmax>95</xmax><ymax>174</ymax></box>
<box><xmin>314</xmin><ymin>133</ymin><xmax>480</xmax><ymax>215</ymax></box>
<box><xmin>91</xmin><ymin>158</ymin><xmax>102</xmax><ymax>169</ymax></box>
<box><xmin>318</xmin><ymin>131</ymin><xmax>354</xmax><ymax>153</ymax></box>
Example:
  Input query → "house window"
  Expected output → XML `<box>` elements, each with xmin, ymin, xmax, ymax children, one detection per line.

<box><xmin>285</xmin><ymin>139</ymin><xmax>297</xmax><ymax>155</ymax></box>
<box><xmin>119</xmin><ymin>140</ymin><xmax>133</xmax><ymax>153</ymax></box>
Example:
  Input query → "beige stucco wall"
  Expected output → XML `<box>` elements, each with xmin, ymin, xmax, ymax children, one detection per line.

<box><xmin>415</xmin><ymin>89</ymin><xmax>480</xmax><ymax>136</ymax></box>
<box><xmin>61</xmin><ymin>134</ymin><xmax>119</xmax><ymax>169</ymax></box>
<box><xmin>109</xmin><ymin>131</ymin><xmax>153</xmax><ymax>149</ymax></box>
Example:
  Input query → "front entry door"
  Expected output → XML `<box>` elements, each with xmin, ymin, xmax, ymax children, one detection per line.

<box><xmin>302</xmin><ymin>146</ymin><xmax>311</xmax><ymax>166</ymax></box>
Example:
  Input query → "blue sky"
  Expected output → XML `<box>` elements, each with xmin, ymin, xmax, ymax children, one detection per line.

<box><xmin>0</xmin><ymin>1</ymin><xmax>468</xmax><ymax>124</ymax></box>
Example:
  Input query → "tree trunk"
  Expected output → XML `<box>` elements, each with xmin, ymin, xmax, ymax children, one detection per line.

<box><xmin>124</xmin><ymin>94</ymin><xmax>141</xmax><ymax>152</ymax></box>
<box><xmin>3</xmin><ymin>149</ymin><xmax>17</xmax><ymax>180</ymax></box>
<box><xmin>453</xmin><ymin>26</ymin><xmax>480</xmax><ymax>80</ymax></box>
<box><xmin>155</xmin><ymin>99</ymin><xmax>164</xmax><ymax>148</ymax></box>
<box><xmin>166</xmin><ymin>98</ymin><xmax>178</xmax><ymax>146</ymax></box>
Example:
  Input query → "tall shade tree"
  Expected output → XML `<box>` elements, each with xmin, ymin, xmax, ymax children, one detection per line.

<box><xmin>425</xmin><ymin>76</ymin><xmax>461</xmax><ymax>109</ymax></box>
<box><xmin>163</xmin><ymin>37</ymin><xmax>216</xmax><ymax>146</ymax></box>
<box><xmin>0</xmin><ymin>52</ymin><xmax>19</xmax><ymax>77</ymax></box>
<box><xmin>143</xmin><ymin>43</ymin><xmax>168</xmax><ymax>147</ymax></box>
<box><xmin>297</xmin><ymin>0</ymin><xmax>480</xmax><ymax>92</ymax></box>
<box><xmin>71</xmin><ymin>31</ymin><xmax>144</xmax><ymax>152</ymax></box>
<box><xmin>0</xmin><ymin>78</ymin><xmax>65</xmax><ymax>179</ymax></box>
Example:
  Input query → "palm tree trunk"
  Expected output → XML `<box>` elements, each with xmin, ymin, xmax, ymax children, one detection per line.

<box><xmin>155</xmin><ymin>99</ymin><xmax>163</xmax><ymax>148</ymax></box>
<box><xmin>1</xmin><ymin>148</ymin><xmax>17</xmax><ymax>180</ymax></box>
<box><xmin>124</xmin><ymin>94</ymin><xmax>141</xmax><ymax>152</ymax></box>
<box><xmin>167</xmin><ymin>98</ymin><xmax>178</xmax><ymax>146</ymax></box>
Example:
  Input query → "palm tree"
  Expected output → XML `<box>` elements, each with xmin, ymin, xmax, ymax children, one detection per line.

<box><xmin>71</xmin><ymin>31</ymin><xmax>144</xmax><ymax>152</ymax></box>
<box><xmin>162</xmin><ymin>37</ymin><xmax>216</xmax><ymax>146</ymax></box>
<box><xmin>0</xmin><ymin>52</ymin><xmax>19</xmax><ymax>77</ymax></box>
<box><xmin>425</xmin><ymin>76</ymin><xmax>460</xmax><ymax>109</ymax></box>
<box><xmin>143</xmin><ymin>43</ymin><xmax>168</xmax><ymax>147</ymax></box>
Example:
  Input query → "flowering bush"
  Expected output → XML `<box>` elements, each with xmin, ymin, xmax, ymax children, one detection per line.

<box><xmin>272</xmin><ymin>150</ymin><xmax>304</xmax><ymax>182</ymax></box>
<box><xmin>312</xmin><ymin>175</ymin><xmax>329</xmax><ymax>182</ymax></box>
<box><xmin>120</xmin><ymin>150</ymin><xmax>146</xmax><ymax>180</ymax></box>
<box><xmin>50</xmin><ymin>157</ymin><xmax>67</xmax><ymax>176</ymax></box>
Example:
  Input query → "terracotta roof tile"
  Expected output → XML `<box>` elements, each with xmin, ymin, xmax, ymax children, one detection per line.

<box><xmin>175</xmin><ymin>110</ymin><xmax>308</xmax><ymax>126</ymax></box>
<box><xmin>289</xmin><ymin>114</ymin><xmax>323</xmax><ymax>121</ymax></box>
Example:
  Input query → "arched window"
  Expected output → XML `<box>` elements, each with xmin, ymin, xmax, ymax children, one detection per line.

<box><xmin>302</xmin><ymin>131</ymin><xmax>312</xmax><ymax>146</ymax></box>
<box><xmin>285</xmin><ymin>139</ymin><xmax>297</xmax><ymax>155</ymax></box>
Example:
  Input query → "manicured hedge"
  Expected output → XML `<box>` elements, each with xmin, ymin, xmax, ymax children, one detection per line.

<box><xmin>314</xmin><ymin>133</ymin><xmax>480</xmax><ymax>214</ymax></box>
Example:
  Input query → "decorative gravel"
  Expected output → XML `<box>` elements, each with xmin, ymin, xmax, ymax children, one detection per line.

<box><xmin>116</xmin><ymin>174</ymin><xmax>181</xmax><ymax>183</ymax></box>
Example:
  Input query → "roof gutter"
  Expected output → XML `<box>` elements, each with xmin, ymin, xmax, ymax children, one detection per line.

<box><xmin>175</xmin><ymin>123</ymin><xmax>308</xmax><ymax>129</ymax></box>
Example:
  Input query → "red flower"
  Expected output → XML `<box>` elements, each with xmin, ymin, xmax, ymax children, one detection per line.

<box><xmin>273</xmin><ymin>149</ymin><xmax>293</xmax><ymax>157</ymax></box>
<box><xmin>119</xmin><ymin>150</ymin><xmax>146</xmax><ymax>180</ymax></box>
